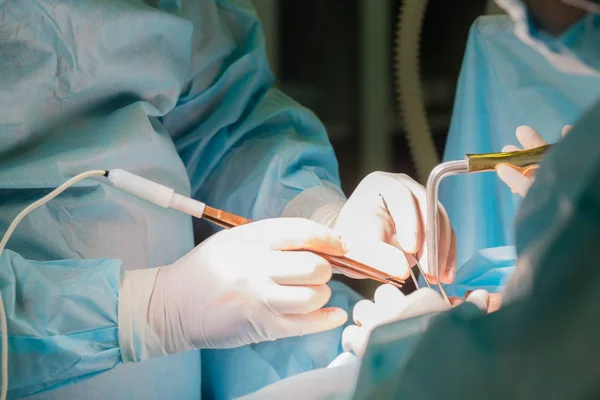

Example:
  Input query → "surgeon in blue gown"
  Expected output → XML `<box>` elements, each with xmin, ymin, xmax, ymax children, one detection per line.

<box><xmin>440</xmin><ymin>0</ymin><xmax>600</xmax><ymax>297</ymax></box>
<box><xmin>0</xmin><ymin>1</ymin><xmax>456</xmax><ymax>399</ymax></box>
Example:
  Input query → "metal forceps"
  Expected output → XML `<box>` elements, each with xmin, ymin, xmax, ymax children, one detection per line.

<box><xmin>379</xmin><ymin>194</ymin><xmax>430</xmax><ymax>290</ymax></box>
<box><xmin>202</xmin><ymin>205</ymin><xmax>406</xmax><ymax>288</ymax></box>
<box><xmin>425</xmin><ymin>144</ymin><xmax>553</xmax><ymax>304</ymax></box>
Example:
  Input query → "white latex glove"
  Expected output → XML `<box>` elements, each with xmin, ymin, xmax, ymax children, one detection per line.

<box><xmin>118</xmin><ymin>218</ymin><xmax>349</xmax><ymax>363</ymax></box>
<box><xmin>334</xmin><ymin>172</ymin><xmax>456</xmax><ymax>284</ymax></box>
<box><xmin>341</xmin><ymin>285</ymin><xmax>489</xmax><ymax>358</ymax></box>
<box><xmin>282</xmin><ymin>172</ymin><xmax>455</xmax><ymax>283</ymax></box>
<box><xmin>497</xmin><ymin>125</ymin><xmax>572</xmax><ymax>197</ymax></box>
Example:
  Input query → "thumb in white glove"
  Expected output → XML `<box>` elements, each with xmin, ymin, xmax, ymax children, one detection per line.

<box><xmin>497</xmin><ymin>125</ymin><xmax>571</xmax><ymax>197</ymax></box>
<box><xmin>118</xmin><ymin>218</ymin><xmax>349</xmax><ymax>363</ymax></box>
<box><xmin>341</xmin><ymin>285</ymin><xmax>489</xmax><ymax>358</ymax></box>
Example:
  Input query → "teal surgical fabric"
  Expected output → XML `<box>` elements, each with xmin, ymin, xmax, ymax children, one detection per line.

<box><xmin>439</xmin><ymin>15</ymin><xmax>600</xmax><ymax>295</ymax></box>
<box><xmin>0</xmin><ymin>0</ymin><xmax>351</xmax><ymax>398</ymax></box>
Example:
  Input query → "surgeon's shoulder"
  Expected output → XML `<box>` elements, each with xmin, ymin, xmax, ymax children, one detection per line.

<box><xmin>471</xmin><ymin>15</ymin><xmax>517</xmax><ymax>39</ymax></box>
<box><xmin>467</xmin><ymin>15</ymin><xmax>528</xmax><ymax>60</ymax></box>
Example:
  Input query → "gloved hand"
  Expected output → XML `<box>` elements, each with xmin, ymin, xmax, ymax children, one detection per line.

<box><xmin>341</xmin><ymin>285</ymin><xmax>489</xmax><ymax>358</ymax></box>
<box><xmin>450</xmin><ymin>292</ymin><xmax>503</xmax><ymax>312</ymax></box>
<box><xmin>118</xmin><ymin>218</ymin><xmax>349</xmax><ymax>363</ymax></box>
<box><xmin>329</xmin><ymin>172</ymin><xmax>456</xmax><ymax>284</ymax></box>
<box><xmin>497</xmin><ymin>125</ymin><xmax>572</xmax><ymax>197</ymax></box>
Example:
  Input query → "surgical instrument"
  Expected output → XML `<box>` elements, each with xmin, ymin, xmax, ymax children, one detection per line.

<box><xmin>383</xmin><ymin>190</ymin><xmax>500</xmax><ymax>311</ymax></box>
<box><xmin>425</xmin><ymin>145</ymin><xmax>553</xmax><ymax>303</ymax></box>
<box><xmin>105</xmin><ymin>169</ymin><xmax>405</xmax><ymax>288</ymax></box>
<box><xmin>379</xmin><ymin>194</ymin><xmax>429</xmax><ymax>290</ymax></box>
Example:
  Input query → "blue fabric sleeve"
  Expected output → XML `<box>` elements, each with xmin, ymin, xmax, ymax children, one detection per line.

<box><xmin>0</xmin><ymin>249</ymin><xmax>122</xmax><ymax>399</ymax></box>
<box><xmin>162</xmin><ymin>0</ymin><xmax>345</xmax><ymax>221</ymax></box>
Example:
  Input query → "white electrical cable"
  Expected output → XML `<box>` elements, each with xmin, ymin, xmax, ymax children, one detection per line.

<box><xmin>0</xmin><ymin>169</ymin><xmax>107</xmax><ymax>400</ymax></box>
<box><xmin>105</xmin><ymin>169</ymin><xmax>207</xmax><ymax>218</ymax></box>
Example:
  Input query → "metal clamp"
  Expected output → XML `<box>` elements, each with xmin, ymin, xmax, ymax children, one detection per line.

<box><xmin>424</xmin><ymin>145</ymin><xmax>552</xmax><ymax>303</ymax></box>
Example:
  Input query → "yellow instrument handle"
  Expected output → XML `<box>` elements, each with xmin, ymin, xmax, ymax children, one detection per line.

<box><xmin>465</xmin><ymin>144</ymin><xmax>552</xmax><ymax>174</ymax></box>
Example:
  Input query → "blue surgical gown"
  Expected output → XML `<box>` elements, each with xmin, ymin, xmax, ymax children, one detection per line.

<box><xmin>0</xmin><ymin>1</ymin><xmax>355</xmax><ymax>398</ymax></box>
<box><xmin>440</xmin><ymin>15</ymin><xmax>600</xmax><ymax>296</ymax></box>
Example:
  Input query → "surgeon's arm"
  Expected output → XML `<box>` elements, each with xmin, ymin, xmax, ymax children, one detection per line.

<box><xmin>163</xmin><ymin>0</ymin><xmax>345</xmax><ymax>222</ymax></box>
<box><xmin>0</xmin><ymin>250</ymin><xmax>122</xmax><ymax>399</ymax></box>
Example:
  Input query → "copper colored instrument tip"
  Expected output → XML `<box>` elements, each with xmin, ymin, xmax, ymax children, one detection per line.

<box><xmin>202</xmin><ymin>206</ymin><xmax>405</xmax><ymax>287</ymax></box>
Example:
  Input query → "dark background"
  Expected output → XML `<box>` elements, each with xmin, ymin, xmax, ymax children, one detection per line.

<box><xmin>265</xmin><ymin>0</ymin><xmax>491</xmax><ymax>191</ymax></box>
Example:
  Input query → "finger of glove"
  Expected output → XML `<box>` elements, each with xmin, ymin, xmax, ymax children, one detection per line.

<box><xmin>342</xmin><ymin>240</ymin><xmax>411</xmax><ymax>281</ymax></box>
<box><xmin>464</xmin><ymin>289</ymin><xmax>490</xmax><ymax>312</ymax></box>
<box><xmin>341</xmin><ymin>325</ymin><xmax>369</xmax><ymax>358</ymax></box>
<box><xmin>375</xmin><ymin>174</ymin><xmax>422</xmax><ymax>253</ymax></box>
<box><xmin>247</xmin><ymin>218</ymin><xmax>347</xmax><ymax>256</ymax></box>
<box><xmin>437</xmin><ymin>204</ymin><xmax>456</xmax><ymax>284</ymax></box>
<box><xmin>265</xmin><ymin>283</ymin><xmax>332</xmax><ymax>314</ymax></box>
<box><xmin>523</xmin><ymin>167</ymin><xmax>538</xmax><ymax>179</ymax></box>
<box><xmin>561</xmin><ymin>125</ymin><xmax>573</xmax><ymax>138</ymax></box>
<box><xmin>374</xmin><ymin>284</ymin><xmax>406</xmax><ymax>308</ymax></box>
<box><xmin>400</xmin><ymin>288</ymin><xmax>451</xmax><ymax>319</ymax></box>
<box><xmin>497</xmin><ymin>165</ymin><xmax>532</xmax><ymax>197</ymax></box>
<box><xmin>268</xmin><ymin>251</ymin><xmax>332</xmax><ymax>285</ymax></box>
<box><xmin>279</xmin><ymin>307</ymin><xmax>348</xmax><ymax>338</ymax></box>
<box><xmin>516</xmin><ymin>125</ymin><xmax>547</xmax><ymax>149</ymax></box>
<box><xmin>396</xmin><ymin>175</ymin><xmax>453</xmax><ymax>284</ymax></box>
<box><xmin>352</xmin><ymin>299</ymin><xmax>381</xmax><ymax>328</ymax></box>
<box><xmin>488</xmin><ymin>293</ymin><xmax>503</xmax><ymax>312</ymax></box>
<box><xmin>502</xmin><ymin>144</ymin><xmax>521</xmax><ymax>153</ymax></box>
<box><xmin>373</xmin><ymin>284</ymin><xmax>410</xmax><ymax>319</ymax></box>
<box><xmin>449</xmin><ymin>297</ymin><xmax>465</xmax><ymax>307</ymax></box>
<box><xmin>338</xmin><ymin>172</ymin><xmax>421</xmax><ymax>253</ymax></box>
<box><xmin>466</xmin><ymin>291</ymin><xmax>502</xmax><ymax>312</ymax></box>
<box><xmin>444</xmin><ymin>228</ymin><xmax>458</xmax><ymax>283</ymax></box>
